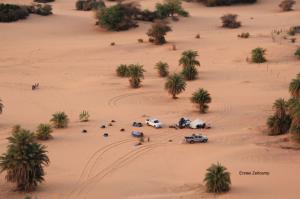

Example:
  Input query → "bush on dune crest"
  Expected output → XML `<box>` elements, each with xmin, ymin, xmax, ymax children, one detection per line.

<box><xmin>198</xmin><ymin>0</ymin><xmax>256</xmax><ymax>7</ymax></box>
<box><xmin>221</xmin><ymin>14</ymin><xmax>241</xmax><ymax>28</ymax></box>
<box><xmin>75</xmin><ymin>0</ymin><xmax>105</xmax><ymax>11</ymax></box>
<box><xmin>95</xmin><ymin>2</ymin><xmax>138</xmax><ymax>31</ymax></box>
<box><xmin>27</xmin><ymin>3</ymin><xmax>53</xmax><ymax>16</ymax></box>
<box><xmin>0</xmin><ymin>4</ymin><xmax>29</xmax><ymax>22</ymax></box>
<box><xmin>279</xmin><ymin>0</ymin><xmax>296</xmax><ymax>12</ymax></box>
<box><xmin>147</xmin><ymin>20</ymin><xmax>172</xmax><ymax>45</ymax></box>
<box><xmin>34</xmin><ymin>0</ymin><xmax>55</xmax><ymax>3</ymax></box>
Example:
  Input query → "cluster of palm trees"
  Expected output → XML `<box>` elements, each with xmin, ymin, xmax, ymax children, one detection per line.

<box><xmin>267</xmin><ymin>74</ymin><xmax>300</xmax><ymax>142</ymax></box>
<box><xmin>0</xmin><ymin>126</ymin><xmax>49</xmax><ymax>192</ymax></box>
<box><xmin>116</xmin><ymin>50</ymin><xmax>212</xmax><ymax>113</ymax></box>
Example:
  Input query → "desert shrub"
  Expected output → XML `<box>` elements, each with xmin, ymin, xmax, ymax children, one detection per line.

<box><xmin>27</xmin><ymin>3</ymin><xmax>52</xmax><ymax>16</ymax></box>
<box><xmin>155</xmin><ymin>61</ymin><xmax>169</xmax><ymax>77</ymax></box>
<box><xmin>289</xmin><ymin>74</ymin><xmax>300</xmax><ymax>98</ymax></box>
<box><xmin>251</xmin><ymin>47</ymin><xmax>266</xmax><ymax>63</ymax></box>
<box><xmin>147</xmin><ymin>20</ymin><xmax>172</xmax><ymax>45</ymax></box>
<box><xmin>0</xmin><ymin>99</ymin><xmax>3</xmax><ymax>114</ymax></box>
<box><xmin>0</xmin><ymin>3</ymin><xmax>29</xmax><ymax>22</ymax></box>
<box><xmin>50</xmin><ymin>112</ymin><xmax>69</xmax><ymax>128</ymax></box>
<box><xmin>179</xmin><ymin>50</ymin><xmax>200</xmax><ymax>80</ymax></box>
<box><xmin>96</xmin><ymin>3</ymin><xmax>138</xmax><ymax>31</ymax></box>
<box><xmin>267</xmin><ymin>98</ymin><xmax>291</xmax><ymax>135</ymax></box>
<box><xmin>191</xmin><ymin>88</ymin><xmax>212</xmax><ymax>113</ymax></box>
<box><xmin>155</xmin><ymin>0</ymin><xmax>189</xmax><ymax>19</ymax></box>
<box><xmin>204</xmin><ymin>162</ymin><xmax>231</xmax><ymax>193</ymax></box>
<box><xmin>34</xmin><ymin>0</ymin><xmax>55</xmax><ymax>3</ymax></box>
<box><xmin>0</xmin><ymin>129</ymin><xmax>49</xmax><ymax>191</ymax></box>
<box><xmin>134</xmin><ymin>9</ymin><xmax>158</xmax><ymax>22</ymax></box>
<box><xmin>165</xmin><ymin>73</ymin><xmax>186</xmax><ymax>99</ymax></box>
<box><xmin>36</xmin><ymin>123</ymin><xmax>53</xmax><ymax>140</ymax></box>
<box><xmin>221</xmin><ymin>14</ymin><xmax>241</xmax><ymax>28</ymax></box>
<box><xmin>238</xmin><ymin>32</ymin><xmax>250</xmax><ymax>38</ymax></box>
<box><xmin>288</xmin><ymin>26</ymin><xmax>300</xmax><ymax>36</ymax></box>
<box><xmin>76</xmin><ymin>0</ymin><xmax>105</xmax><ymax>11</ymax></box>
<box><xmin>127</xmin><ymin>64</ymin><xmax>145</xmax><ymax>88</ymax></box>
<box><xmin>279</xmin><ymin>0</ymin><xmax>296</xmax><ymax>11</ymax></box>
<box><xmin>200</xmin><ymin>0</ymin><xmax>256</xmax><ymax>7</ymax></box>
<box><xmin>295</xmin><ymin>47</ymin><xmax>300</xmax><ymax>59</ymax></box>
<box><xmin>116</xmin><ymin>64</ymin><xmax>130</xmax><ymax>77</ymax></box>
<box><xmin>79</xmin><ymin>110</ymin><xmax>90</xmax><ymax>122</ymax></box>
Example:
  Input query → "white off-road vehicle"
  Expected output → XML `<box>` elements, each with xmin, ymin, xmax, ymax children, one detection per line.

<box><xmin>145</xmin><ymin>118</ymin><xmax>162</xmax><ymax>128</ymax></box>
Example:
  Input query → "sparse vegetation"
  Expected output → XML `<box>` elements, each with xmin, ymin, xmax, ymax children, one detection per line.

<box><xmin>79</xmin><ymin>110</ymin><xmax>90</xmax><ymax>122</ymax></box>
<box><xmin>0</xmin><ymin>99</ymin><xmax>3</xmax><ymax>114</ymax></box>
<box><xmin>238</xmin><ymin>32</ymin><xmax>250</xmax><ymax>38</ymax></box>
<box><xmin>116</xmin><ymin>64</ymin><xmax>130</xmax><ymax>77</ymax></box>
<box><xmin>221</xmin><ymin>14</ymin><xmax>241</xmax><ymax>28</ymax></box>
<box><xmin>199</xmin><ymin>0</ymin><xmax>256</xmax><ymax>7</ymax></box>
<box><xmin>147</xmin><ymin>20</ymin><xmax>172</xmax><ymax>45</ymax></box>
<box><xmin>289</xmin><ymin>75</ymin><xmax>300</xmax><ymax>98</ymax></box>
<box><xmin>155</xmin><ymin>61</ymin><xmax>169</xmax><ymax>77</ymax></box>
<box><xmin>191</xmin><ymin>88</ymin><xmax>212</xmax><ymax>113</ymax></box>
<box><xmin>165</xmin><ymin>73</ymin><xmax>186</xmax><ymax>99</ymax></box>
<box><xmin>295</xmin><ymin>47</ymin><xmax>300</xmax><ymax>59</ymax></box>
<box><xmin>288</xmin><ymin>97</ymin><xmax>300</xmax><ymax>142</ymax></box>
<box><xmin>76</xmin><ymin>0</ymin><xmax>105</xmax><ymax>11</ymax></box>
<box><xmin>50</xmin><ymin>112</ymin><xmax>69</xmax><ymax>128</ymax></box>
<box><xmin>95</xmin><ymin>3</ymin><xmax>138</xmax><ymax>31</ymax></box>
<box><xmin>179</xmin><ymin>50</ymin><xmax>200</xmax><ymax>80</ymax></box>
<box><xmin>251</xmin><ymin>47</ymin><xmax>266</xmax><ymax>63</ymax></box>
<box><xmin>0</xmin><ymin>3</ymin><xmax>29</xmax><ymax>22</ymax></box>
<box><xmin>279</xmin><ymin>0</ymin><xmax>296</xmax><ymax>11</ymax></box>
<box><xmin>127</xmin><ymin>64</ymin><xmax>145</xmax><ymax>88</ymax></box>
<box><xmin>267</xmin><ymin>98</ymin><xmax>291</xmax><ymax>135</ymax></box>
<box><xmin>34</xmin><ymin>0</ymin><xmax>54</xmax><ymax>3</ymax></box>
<box><xmin>27</xmin><ymin>3</ymin><xmax>53</xmax><ymax>16</ymax></box>
<box><xmin>36</xmin><ymin>123</ymin><xmax>53</xmax><ymax>140</ymax></box>
<box><xmin>204</xmin><ymin>162</ymin><xmax>231</xmax><ymax>193</ymax></box>
<box><xmin>155</xmin><ymin>0</ymin><xmax>189</xmax><ymax>19</ymax></box>
<box><xmin>0</xmin><ymin>128</ymin><xmax>49</xmax><ymax>191</ymax></box>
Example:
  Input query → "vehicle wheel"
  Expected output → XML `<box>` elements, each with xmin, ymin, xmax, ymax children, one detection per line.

<box><xmin>203</xmin><ymin>140</ymin><xmax>207</xmax><ymax>143</ymax></box>
<box><xmin>190</xmin><ymin>140</ymin><xmax>195</xmax><ymax>144</ymax></box>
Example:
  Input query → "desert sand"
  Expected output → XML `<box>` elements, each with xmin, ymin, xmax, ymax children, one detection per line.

<box><xmin>0</xmin><ymin>0</ymin><xmax>300</xmax><ymax>198</ymax></box>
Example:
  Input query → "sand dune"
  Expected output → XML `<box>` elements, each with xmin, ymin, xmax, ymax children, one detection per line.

<box><xmin>0</xmin><ymin>0</ymin><xmax>300</xmax><ymax>198</ymax></box>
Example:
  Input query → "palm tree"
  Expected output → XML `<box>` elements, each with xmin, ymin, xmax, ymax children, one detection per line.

<box><xmin>165</xmin><ymin>73</ymin><xmax>186</xmax><ymax>99</ymax></box>
<box><xmin>204</xmin><ymin>162</ymin><xmax>231</xmax><ymax>193</ymax></box>
<box><xmin>289</xmin><ymin>75</ymin><xmax>300</xmax><ymax>98</ymax></box>
<box><xmin>0</xmin><ymin>128</ymin><xmax>49</xmax><ymax>191</ymax></box>
<box><xmin>288</xmin><ymin>98</ymin><xmax>300</xmax><ymax>141</ymax></box>
<box><xmin>155</xmin><ymin>61</ymin><xmax>169</xmax><ymax>77</ymax></box>
<box><xmin>267</xmin><ymin>98</ymin><xmax>291</xmax><ymax>135</ymax></box>
<box><xmin>191</xmin><ymin>88</ymin><xmax>212</xmax><ymax>113</ymax></box>
<box><xmin>179</xmin><ymin>50</ymin><xmax>200</xmax><ymax>80</ymax></box>
<box><xmin>127</xmin><ymin>64</ymin><xmax>145</xmax><ymax>88</ymax></box>
<box><xmin>36</xmin><ymin>123</ymin><xmax>53</xmax><ymax>140</ymax></box>
<box><xmin>50</xmin><ymin>112</ymin><xmax>69</xmax><ymax>128</ymax></box>
<box><xmin>0</xmin><ymin>99</ymin><xmax>3</xmax><ymax>114</ymax></box>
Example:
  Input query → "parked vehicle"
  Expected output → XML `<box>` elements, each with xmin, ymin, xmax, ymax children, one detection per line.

<box><xmin>132</xmin><ymin>131</ymin><xmax>144</xmax><ymax>138</ymax></box>
<box><xmin>145</xmin><ymin>118</ymin><xmax>162</xmax><ymax>128</ymax></box>
<box><xmin>177</xmin><ymin>117</ymin><xmax>191</xmax><ymax>129</ymax></box>
<box><xmin>189</xmin><ymin>119</ymin><xmax>206</xmax><ymax>129</ymax></box>
<box><xmin>184</xmin><ymin>134</ymin><xmax>208</xmax><ymax>144</ymax></box>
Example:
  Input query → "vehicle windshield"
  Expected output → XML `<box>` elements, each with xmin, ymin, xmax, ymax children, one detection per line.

<box><xmin>153</xmin><ymin>120</ymin><xmax>159</xmax><ymax>123</ymax></box>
